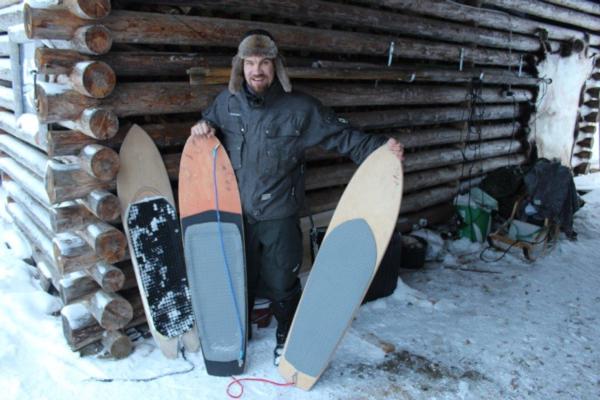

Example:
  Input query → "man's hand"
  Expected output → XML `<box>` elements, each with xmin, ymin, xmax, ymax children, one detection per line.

<box><xmin>386</xmin><ymin>138</ymin><xmax>404</xmax><ymax>161</ymax></box>
<box><xmin>191</xmin><ymin>120</ymin><xmax>216</xmax><ymax>137</ymax></box>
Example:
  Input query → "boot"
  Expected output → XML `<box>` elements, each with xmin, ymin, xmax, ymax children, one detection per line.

<box><xmin>271</xmin><ymin>291</ymin><xmax>300</xmax><ymax>366</ymax></box>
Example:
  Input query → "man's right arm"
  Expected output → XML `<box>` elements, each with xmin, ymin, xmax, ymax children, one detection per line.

<box><xmin>191</xmin><ymin>120</ymin><xmax>216</xmax><ymax>137</ymax></box>
<box><xmin>190</xmin><ymin>94</ymin><xmax>222</xmax><ymax>137</ymax></box>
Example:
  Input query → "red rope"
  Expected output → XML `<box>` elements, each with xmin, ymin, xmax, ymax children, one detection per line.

<box><xmin>227</xmin><ymin>376</ymin><xmax>294</xmax><ymax>398</ymax></box>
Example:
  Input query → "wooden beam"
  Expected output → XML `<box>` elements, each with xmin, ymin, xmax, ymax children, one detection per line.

<box><xmin>345</xmin><ymin>104</ymin><xmax>522</xmax><ymax>129</ymax></box>
<box><xmin>35</xmin><ymin>48</ymin><xmax>231</xmax><ymax>77</ymax></box>
<box><xmin>78</xmin><ymin>144</ymin><xmax>120</xmax><ymax>182</ymax></box>
<box><xmin>46</xmin><ymin>159</ymin><xmax>113</xmax><ymax>203</ymax></box>
<box><xmin>403</xmin><ymin>139</ymin><xmax>523</xmax><ymax>173</ymax></box>
<box><xmin>25</xmin><ymin>7</ymin><xmax>523</xmax><ymax>66</ymax></box>
<box><xmin>479</xmin><ymin>0</ymin><xmax>600</xmax><ymax>33</ymax></box>
<box><xmin>356</xmin><ymin>0</ymin><xmax>600</xmax><ymax>46</ymax></box>
<box><xmin>543</xmin><ymin>0</ymin><xmax>600</xmax><ymax>16</ymax></box>
<box><xmin>0</xmin><ymin>157</ymin><xmax>51</xmax><ymax>205</ymax></box>
<box><xmin>190</xmin><ymin>64</ymin><xmax>539</xmax><ymax>86</ymax></box>
<box><xmin>56</xmin><ymin>60</ymin><xmax>117</xmax><ymax>99</ymax></box>
<box><xmin>129</xmin><ymin>0</ymin><xmax>542</xmax><ymax>52</ymax></box>
<box><xmin>0</xmin><ymin>133</ymin><xmax>48</xmax><ymax>178</ymax></box>
<box><xmin>61</xmin><ymin>289</ymin><xmax>144</xmax><ymax>351</ymax></box>
<box><xmin>36</xmin><ymin>81</ymin><xmax>530</xmax><ymax>123</ymax></box>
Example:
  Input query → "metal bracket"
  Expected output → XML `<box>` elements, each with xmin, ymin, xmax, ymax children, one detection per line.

<box><xmin>387</xmin><ymin>41</ymin><xmax>395</xmax><ymax>67</ymax></box>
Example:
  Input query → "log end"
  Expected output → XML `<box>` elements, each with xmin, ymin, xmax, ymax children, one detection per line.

<box><xmin>77</xmin><ymin>61</ymin><xmax>117</xmax><ymax>99</ymax></box>
<box><xmin>95</xmin><ymin>228</ymin><xmax>127</xmax><ymax>263</ymax></box>
<box><xmin>81</xmin><ymin>144</ymin><xmax>120</xmax><ymax>181</ymax></box>
<box><xmin>23</xmin><ymin>4</ymin><xmax>34</xmax><ymax>39</ymax></box>
<box><xmin>87</xmin><ymin>189</ymin><xmax>121</xmax><ymax>222</ymax></box>
<box><xmin>80</xmin><ymin>108</ymin><xmax>119</xmax><ymax>140</ymax></box>
<box><xmin>73</xmin><ymin>25</ymin><xmax>113</xmax><ymax>55</ymax></box>
<box><xmin>91</xmin><ymin>291</ymin><xmax>133</xmax><ymax>330</ymax></box>
<box><xmin>101</xmin><ymin>330</ymin><xmax>132</xmax><ymax>359</ymax></box>
<box><xmin>70</xmin><ymin>0</ymin><xmax>112</xmax><ymax>20</ymax></box>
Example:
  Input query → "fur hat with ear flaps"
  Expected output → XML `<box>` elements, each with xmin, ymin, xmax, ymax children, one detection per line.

<box><xmin>228</xmin><ymin>30</ymin><xmax>292</xmax><ymax>94</ymax></box>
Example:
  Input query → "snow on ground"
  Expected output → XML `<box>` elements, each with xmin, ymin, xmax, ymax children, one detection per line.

<box><xmin>1</xmin><ymin>174</ymin><xmax>600</xmax><ymax>400</ymax></box>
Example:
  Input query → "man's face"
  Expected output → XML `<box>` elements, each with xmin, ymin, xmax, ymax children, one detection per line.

<box><xmin>243</xmin><ymin>56</ymin><xmax>275</xmax><ymax>94</ymax></box>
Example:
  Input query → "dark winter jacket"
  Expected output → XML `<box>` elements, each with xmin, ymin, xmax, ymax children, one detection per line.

<box><xmin>202</xmin><ymin>82</ymin><xmax>387</xmax><ymax>221</ymax></box>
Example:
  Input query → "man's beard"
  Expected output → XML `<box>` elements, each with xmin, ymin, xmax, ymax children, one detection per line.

<box><xmin>248</xmin><ymin>75</ymin><xmax>269</xmax><ymax>93</ymax></box>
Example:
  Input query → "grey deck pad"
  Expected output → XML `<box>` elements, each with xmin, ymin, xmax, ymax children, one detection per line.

<box><xmin>284</xmin><ymin>218</ymin><xmax>377</xmax><ymax>377</ymax></box>
<box><xmin>184</xmin><ymin>221</ymin><xmax>245</xmax><ymax>362</ymax></box>
<box><xmin>126</xmin><ymin>197</ymin><xmax>194</xmax><ymax>338</ymax></box>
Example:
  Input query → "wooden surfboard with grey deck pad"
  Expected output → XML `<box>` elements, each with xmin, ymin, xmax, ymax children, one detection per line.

<box><xmin>278</xmin><ymin>145</ymin><xmax>403</xmax><ymax>390</ymax></box>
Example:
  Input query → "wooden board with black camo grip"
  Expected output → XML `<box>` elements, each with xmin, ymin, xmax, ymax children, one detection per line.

<box><xmin>278</xmin><ymin>145</ymin><xmax>403</xmax><ymax>390</ymax></box>
<box><xmin>117</xmin><ymin>124</ymin><xmax>199</xmax><ymax>359</ymax></box>
<box><xmin>179</xmin><ymin>135</ymin><xmax>247</xmax><ymax>376</ymax></box>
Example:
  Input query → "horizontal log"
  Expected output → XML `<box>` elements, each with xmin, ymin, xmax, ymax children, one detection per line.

<box><xmin>0</xmin><ymin>111</ymin><xmax>46</xmax><ymax>151</ymax></box>
<box><xmin>356</xmin><ymin>0</ymin><xmax>600</xmax><ymax>46</ymax></box>
<box><xmin>26</xmin><ymin>8</ymin><xmax>524</xmax><ymax>66</ymax></box>
<box><xmin>394</xmin><ymin>122</ymin><xmax>522</xmax><ymax>149</ymax></box>
<box><xmin>62</xmin><ymin>0</ymin><xmax>111</xmax><ymax>20</ymax></box>
<box><xmin>101</xmin><ymin>330</ymin><xmax>132</xmax><ymax>359</ymax></box>
<box><xmin>296</xmin><ymin>83</ymin><xmax>532</xmax><ymax>107</ymax></box>
<box><xmin>78</xmin><ymin>222</ymin><xmax>127</xmax><ymax>264</ymax></box>
<box><xmin>0</xmin><ymin>58</ymin><xmax>10</xmax><ymax>81</ymax></box>
<box><xmin>6</xmin><ymin>202</ymin><xmax>55</xmax><ymax>264</ymax></box>
<box><xmin>404</xmin><ymin>153</ymin><xmax>526</xmax><ymax>192</ymax></box>
<box><xmin>0</xmin><ymin>157</ymin><xmax>51</xmax><ymax>205</ymax></box>
<box><xmin>59</xmin><ymin>261</ymin><xmax>135</xmax><ymax>304</ymax></box>
<box><xmin>141</xmin><ymin>0</ymin><xmax>542</xmax><ymax>52</ymax></box>
<box><xmin>305</xmin><ymin>148</ymin><xmax>525</xmax><ymax>193</ymax></box>
<box><xmin>88</xmin><ymin>261</ymin><xmax>126</xmax><ymax>292</ymax></box>
<box><xmin>543</xmin><ymin>0</ymin><xmax>600</xmax><ymax>16</ymax></box>
<box><xmin>61</xmin><ymin>289</ymin><xmax>144</xmax><ymax>351</ymax></box>
<box><xmin>0</xmin><ymin>4</ymin><xmax>22</xmax><ymax>31</ymax></box>
<box><xmin>36</xmin><ymin>81</ymin><xmax>530</xmax><ymax>123</ymax></box>
<box><xmin>401</xmin><ymin>183</ymin><xmax>459</xmax><ymax>214</ymax></box>
<box><xmin>404</xmin><ymin>139</ymin><xmax>523</xmax><ymax>173</ymax></box>
<box><xmin>52</xmin><ymin>200</ymin><xmax>104</xmax><ymax>232</ymax></box>
<box><xmin>0</xmin><ymin>133</ymin><xmax>48</xmax><ymax>178</ymax></box>
<box><xmin>53</xmin><ymin>231</ymin><xmax>99</xmax><ymax>273</ymax></box>
<box><xmin>56</xmin><ymin>60</ymin><xmax>116</xmax><ymax>99</ymax></box>
<box><xmin>78</xmin><ymin>144</ymin><xmax>119</xmax><ymax>181</ymax></box>
<box><xmin>86</xmin><ymin>289</ymin><xmax>133</xmax><ymax>330</ymax></box>
<box><xmin>35</xmin><ymin>47</ymin><xmax>231</xmax><ymax>77</ymax></box>
<box><xmin>345</xmin><ymin>104</ymin><xmax>523</xmax><ymax>129</ymax></box>
<box><xmin>480</xmin><ymin>0</ymin><xmax>600</xmax><ymax>33</ymax></box>
<box><xmin>306</xmin><ymin>181</ymin><xmax>461</xmax><ymax>216</ymax></box>
<box><xmin>46</xmin><ymin>158</ymin><xmax>113</xmax><ymax>203</ymax></box>
<box><xmin>0</xmin><ymin>86</ymin><xmax>15</xmax><ymax>111</ymax></box>
<box><xmin>0</xmin><ymin>36</ymin><xmax>11</xmax><ymax>56</ymax></box>
<box><xmin>46</xmin><ymin>121</ymin><xmax>193</xmax><ymax>156</ymax></box>
<box><xmin>80</xmin><ymin>189</ymin><xmax>120</xmax><ymax>222</ymax></box>
<box><xmin>3</xmin><ymin>179</ymin><xmax>55</xmax><ymax>235</ymax></box>
<box><xmin>191</xmin><ymin>64</ymin><xmax>540</xmax><ymax>86</ymax></box>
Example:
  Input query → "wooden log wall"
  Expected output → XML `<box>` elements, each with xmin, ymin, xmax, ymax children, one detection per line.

<box><xmin>1</xmin><ymin>0</ymin><xmax>599</xmax><ymax>358</ymax></box>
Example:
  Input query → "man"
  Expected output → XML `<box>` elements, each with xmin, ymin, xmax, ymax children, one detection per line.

<box><xmin>191</xmin><ymin>30</ymin><xmax>403</xmax><ymax>365</ymax></box>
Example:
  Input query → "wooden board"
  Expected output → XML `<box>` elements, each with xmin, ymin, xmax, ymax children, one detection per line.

<box><xmin>278</xmin><ymin>145</ymin><xmax>403</xmax><ymax>390</ymax></box>
<box><xmin>116</xmin><ymin>124</ymin><xmax>199</xmax><ymax>359</ymax></box>
<box><xmin>179</xmin><ymin>135</ymin><xmax>247</xmax><ymax>376</ymax></box>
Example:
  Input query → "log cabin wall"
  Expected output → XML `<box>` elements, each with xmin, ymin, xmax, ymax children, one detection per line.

<box><xmin>0</xmin><ymin>0</ymin><xmax>598</xmax><ymax>357</ymax></box>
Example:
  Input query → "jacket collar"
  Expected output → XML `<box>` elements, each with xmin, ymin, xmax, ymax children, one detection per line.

<box><xmin>238</xmin><ymin>81</ymin><xmax>285</xmax><ymax>109</ymax></box>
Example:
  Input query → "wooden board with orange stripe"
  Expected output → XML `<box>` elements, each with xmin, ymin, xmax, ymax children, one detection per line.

<box><xmin>178</xmin><ymin>135</ymin><xmax>247</xmax><ymax>376</ymax></box>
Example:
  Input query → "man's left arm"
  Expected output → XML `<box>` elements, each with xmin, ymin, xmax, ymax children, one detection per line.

<box><xmin>310</xmin><ymin>105</ymin><xmax>403</xmax><ymax>164</ymax></box>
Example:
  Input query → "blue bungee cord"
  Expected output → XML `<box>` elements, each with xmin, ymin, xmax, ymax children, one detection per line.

<box><xmin>212</xmin><ymin>143</ymin><xmax>245</xmax><ymax>365</ymax></box>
